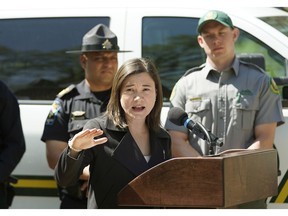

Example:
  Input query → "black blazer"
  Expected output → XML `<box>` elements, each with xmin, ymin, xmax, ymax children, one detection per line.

<box><xmin>55</xmin><ymin>115</ymin><xmax>171</xmax><ymax>208</ymax></box>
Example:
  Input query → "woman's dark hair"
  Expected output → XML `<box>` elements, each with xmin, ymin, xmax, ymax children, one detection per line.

<box><xmin>106</xmin><ymin>57</ymin><xmax>163</xmax><ymax>131</ymax></box>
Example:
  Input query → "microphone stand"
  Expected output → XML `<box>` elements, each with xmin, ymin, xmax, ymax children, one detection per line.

<box><xmin>193</xmin><ymin>122</ymin><xmax>222</xmax><ymax>156</ymax></box>
<box><xmin>183</xmin><ymin>115</ymin><xmax>223</xmax><ymax>156</ymax></box>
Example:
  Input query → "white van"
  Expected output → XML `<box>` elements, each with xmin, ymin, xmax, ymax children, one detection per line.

<box><xmin>1</xmin><ymin>3</ymin><xmax>288</xmax><ymax>209</ymax></box>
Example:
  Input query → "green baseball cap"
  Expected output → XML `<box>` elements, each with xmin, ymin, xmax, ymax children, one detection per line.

<box><xmin>197</xmin><ymin>10</ymin><xmax>234</xmax><ymax>33</ymax></box>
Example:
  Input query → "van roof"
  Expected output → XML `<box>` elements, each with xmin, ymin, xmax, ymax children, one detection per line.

<box><xmin>1</xmin><ymin>0</ymin><xmax>286</xmax><ymax>11</ymax></box>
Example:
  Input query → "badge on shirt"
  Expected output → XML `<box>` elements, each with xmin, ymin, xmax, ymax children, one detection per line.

<box><xmin>71</xmin><ymin>111</ymin><xmax>86</xmax><ymax>120</ymax></box>
<box><xmin>270</xmin><ymin>78</ymin><xmax>280</xmax><ymax>95</ymax></box>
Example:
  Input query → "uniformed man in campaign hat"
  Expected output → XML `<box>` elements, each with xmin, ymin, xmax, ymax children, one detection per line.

<box><xmin>41</xmin><ymin>24</ymin><xmax>130</xmax><ymax>209</ymax></box>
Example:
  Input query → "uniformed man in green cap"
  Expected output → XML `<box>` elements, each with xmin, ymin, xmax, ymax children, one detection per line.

<box><xmin>165</xmin><ymin>10</ymin><xmax>285</xmax><ymax>209</ymax></box>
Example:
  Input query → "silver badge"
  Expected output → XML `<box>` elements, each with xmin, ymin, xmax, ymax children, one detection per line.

<box><xmin>102</xmin><ymin>39</ymin><xmax>113</xmax><ymax>50</ymax></box>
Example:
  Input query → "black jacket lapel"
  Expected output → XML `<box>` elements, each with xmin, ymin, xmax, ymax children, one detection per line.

<box><xmin>111</xmin><ymin>132</ymin><xmax>149</xmax><ymax>176</ymax></box>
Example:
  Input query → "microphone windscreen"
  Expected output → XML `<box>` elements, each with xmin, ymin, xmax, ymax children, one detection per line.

<box><xmin>167</xmin><ymin>107</ymin><xmax>188</xmax><ymax>126</ymax></box>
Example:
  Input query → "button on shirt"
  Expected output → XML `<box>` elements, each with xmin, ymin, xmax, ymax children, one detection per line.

<box><xmin>166</xmin><ymin>57</ymin><xmax>285</xmax><ymax>155</ymax></box>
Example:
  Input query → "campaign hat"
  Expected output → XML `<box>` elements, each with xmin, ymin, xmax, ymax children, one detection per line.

<box><xmin>67</xmin><ymin>24</ymin><xmax>130</xmax><ymax>53</ymax></box>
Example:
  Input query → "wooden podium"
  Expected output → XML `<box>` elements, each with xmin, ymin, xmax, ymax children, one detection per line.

<box><xmin>117</xmin><ymin>149</ymin><xmax>278</xmax><ymax>208</ymax></box>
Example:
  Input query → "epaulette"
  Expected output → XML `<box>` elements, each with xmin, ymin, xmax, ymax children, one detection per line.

<box><xmin>182</xmin><ymin>64</ymin><xmax>205</xmax><ymax>77</ymax></box>
<box><xmin>56</xmin><ymin>84</ymin><xmax>76</xmax><ymax>98</ymax></box>
<box><xmin>239</xmin><ymin>60</ymin><xmax>265</xmax><ymax>73</ymax></box>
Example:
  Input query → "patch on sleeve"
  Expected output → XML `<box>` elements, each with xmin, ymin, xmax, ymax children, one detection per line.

<box><xmin>169</xmin><ymin>85</ymin><xmax>177</xmax><ymax>101</ymax></box>
<box><xmin>45</xmin><ymin>100</ymin><xmax>61</xmax><ymax>125</ymax></box>
<box><xmin>270</xmin><ymin>78</ymin><xmax>280</xmax><ymax>95</ymax></box>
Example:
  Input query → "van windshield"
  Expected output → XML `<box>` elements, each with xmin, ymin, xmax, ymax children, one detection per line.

<box><xmin>259</xmin><ymin>16</ymin><xmax>288</xmax><ymax>37</ymax></box>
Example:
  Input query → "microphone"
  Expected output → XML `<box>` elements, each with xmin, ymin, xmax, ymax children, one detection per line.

<box><xmin>168</xmin><ymin>107</ymin><xmax>223</xmax><ymax>149</ymax></box>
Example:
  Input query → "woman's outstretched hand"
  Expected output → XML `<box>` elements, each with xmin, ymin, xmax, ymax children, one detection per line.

<box><xmin>69</xmin><ymin>128</ymin><xmax>108</xmax><ymax>152</ymax></box>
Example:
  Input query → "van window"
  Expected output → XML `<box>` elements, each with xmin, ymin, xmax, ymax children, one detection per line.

<box><xmin>142</xmin><ymin>17</ymin><xmax>203</xmax><ymax>102</ymax></box>
<box><xmin>0</xmin><ymin>17</ymin><xmax>109</xmax><ymax>101</ymax></box>
<box><xmin>259</xmin><ymin>16</ymin><xmax>288</xmax><ymax>37</ymax></box>
<box><xmin>236</xmin><ymin>29</ymin><xmax>286</xmax><ymax>78</ymax></box>
<box><xmin>142</xmin><ymin>17</ymin><xmax>287</xmax><ymax>102</ymax></box>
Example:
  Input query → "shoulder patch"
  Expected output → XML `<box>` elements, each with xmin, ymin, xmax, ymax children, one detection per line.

<box><xmin>45</xmin><ymin>99</ymin><xmax>61</xmax><ymax>125</ymax></box>
<box><xmin>170</xmin><ymin>85</ymin><xmax>177</xmax><ymax>101</ymax></box>
<box><xmin>183</xmin><ymin>64</ymin><xmax>205</xmax><ymax>77</ymax></box>
<box><xmin>57</xmin><ymin>84</ymin><xmax>76</xmax><ymax>98</ymax></box>
<box><xmin>270</xmin><ymin>77</ymin><xmax>280</xmax><ymax>95</ymax></box>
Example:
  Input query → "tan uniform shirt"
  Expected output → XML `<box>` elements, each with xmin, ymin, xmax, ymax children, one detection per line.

<box><xmin>165</xmin><ymin>57</ymin><xmax>285</xmax><ymax>155</ymax></box>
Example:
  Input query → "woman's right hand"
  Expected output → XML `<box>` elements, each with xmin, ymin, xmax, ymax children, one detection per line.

<box><xmin>69</xmin><ymin>128</ymin><xmax>108</xmax><ymax>152</ymax></box>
